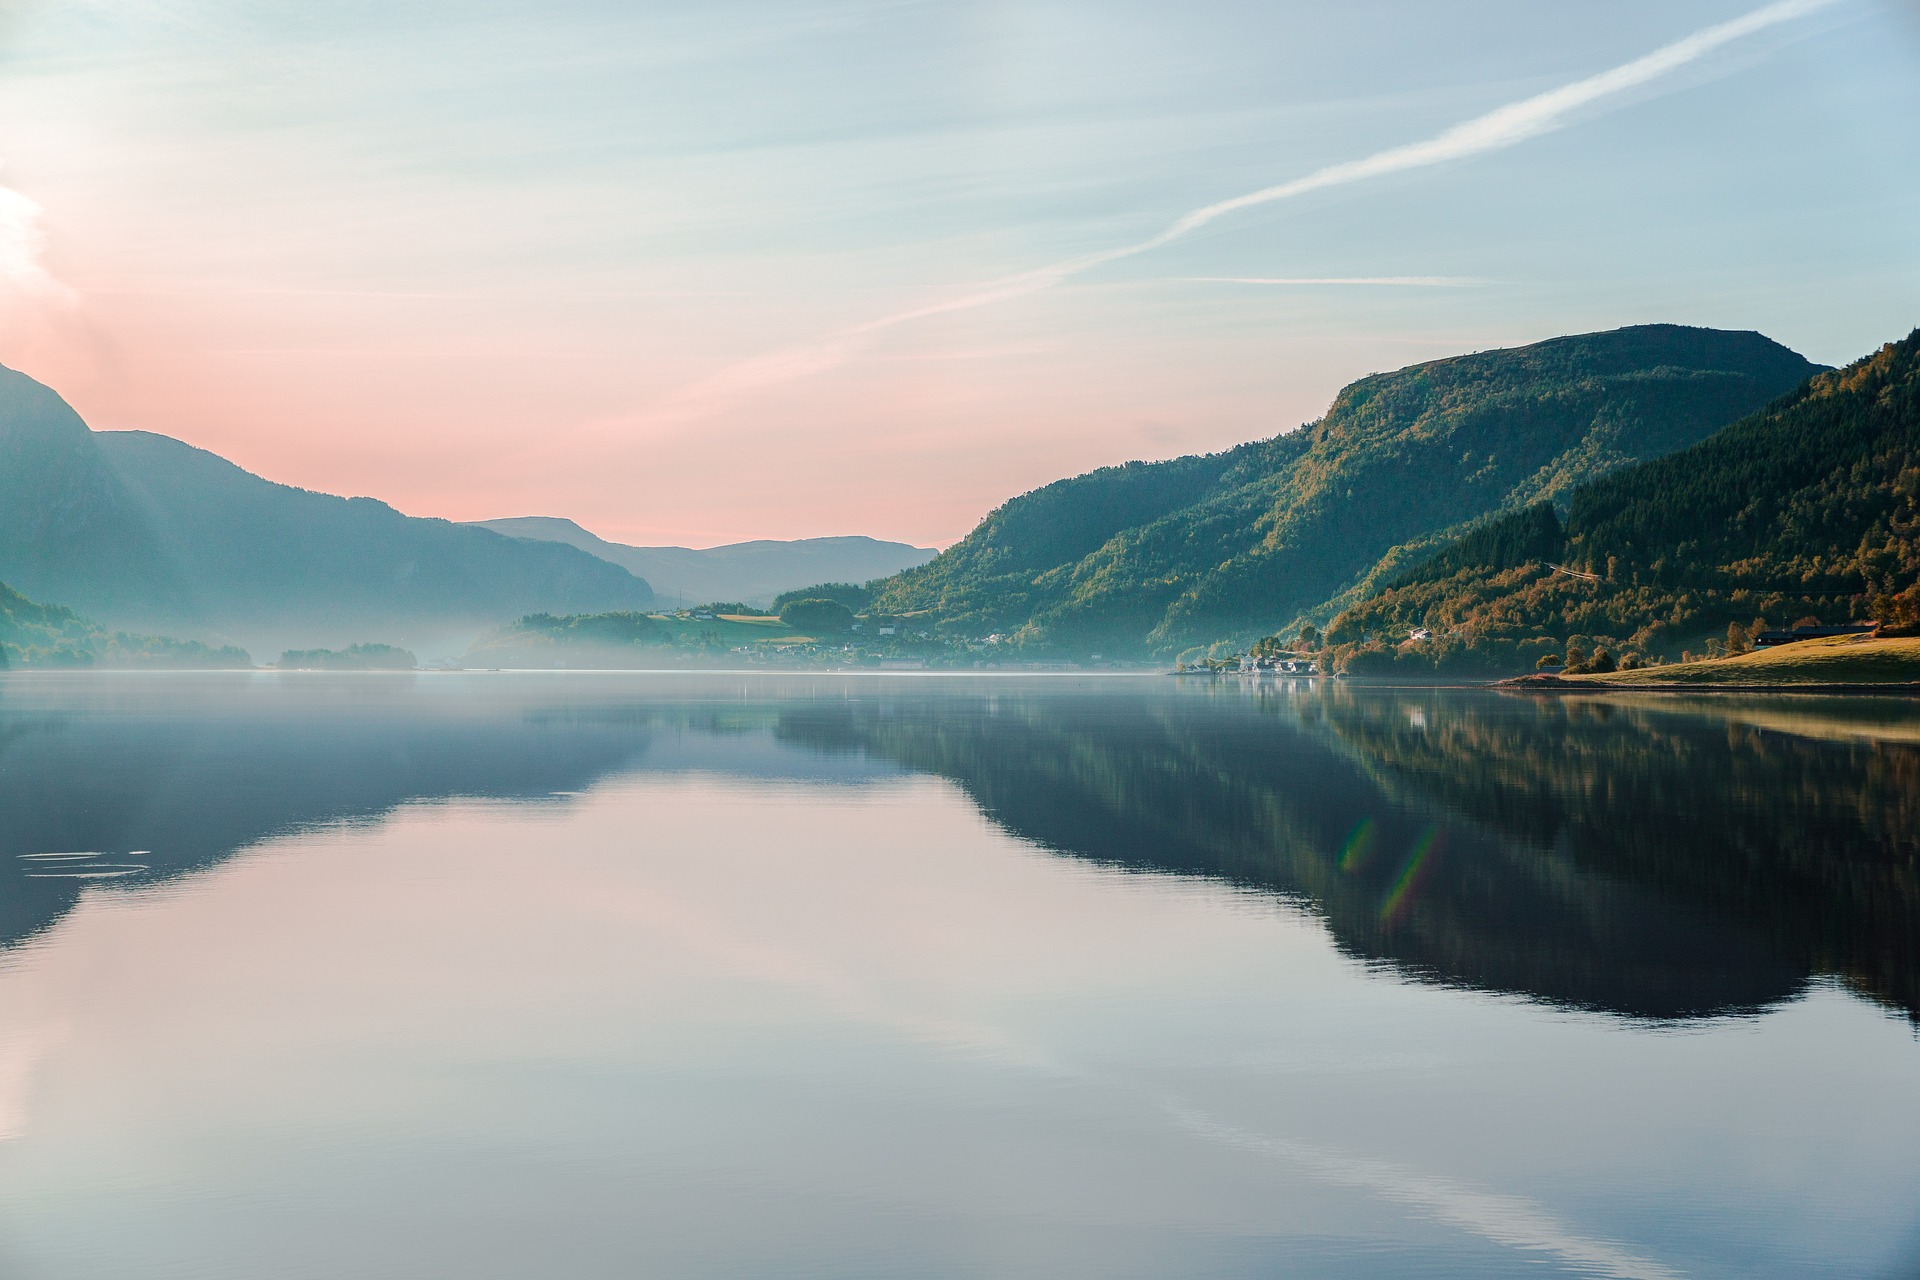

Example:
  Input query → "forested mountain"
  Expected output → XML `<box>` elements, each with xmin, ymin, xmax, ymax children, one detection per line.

<box><xmin>0</xmin><ymin>364</ymin><xmax>654</xmax><ymax>656</ymax></box>
<box><xmin>469</xmin><ymin>516</ymin><xmax>933</xmax><ymax>607</ymax></box>
<box><xmin>869</xmin><ymin>326</ymin><xmax>1822</xmax><ymax>656</ymax></box>
<box><xmin>1327</xmin><ymin>328</ymin><xmax>1920</xmax><ymax>672</ymax></box>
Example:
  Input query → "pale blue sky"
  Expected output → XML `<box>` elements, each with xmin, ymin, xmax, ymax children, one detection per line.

<box><xmin>0</xmin><ymin>0</ymin><xmax>1915</xmax><ymax>543</ymax></box>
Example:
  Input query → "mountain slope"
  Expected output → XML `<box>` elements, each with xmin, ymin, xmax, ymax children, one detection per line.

<box><xmin>1325</xmin><ymin>328</ymin><xmax>1920</xmax><ymax>670</ymax></box>
<box><xmin>469</xmin><ymin>516</ymin><xmax>934</xmax><ymax>607</ymax></box>
<box><xmin>0</xmin><ymin>365</ymin><xmax>654</xmax><ymax>656</ymax></box>
<box><xmin>0</xmin><ymin>366</ymin><xmax>181</xmax><ymax>611</ymax></box>
<box><xmin>0</xmin><ymin>578</ymin><xmax>250</xmax><ymax>667</ymax></box>
<box><xmin>870</xmin><ymin>325</ymin><xmax>1823</xmax><ymax>655</ymax></box>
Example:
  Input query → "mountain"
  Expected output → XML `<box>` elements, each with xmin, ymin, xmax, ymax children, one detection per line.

<box><xmin>468</xmin><ymin>516</ymin><xmax>935</xmax><ymax>607</ymax></box>
<box><xmin>868</xmin><ymin>325</ymin><xmax>1824</xmax><ymax>657</ymax></box>
<box><xmin>0</xmin><ymin>370</ymin><xmax>179</xmax><ymax>607</ymax></box>
<box><xmin>0</xmin><ymin>364</ymin><xmax>654</xmax><ymax>657</ymax></box>
<box><xmin>1322</xmin><ymin>327</ymin><xmax>1920</xmax><ymax>673</ymax></box>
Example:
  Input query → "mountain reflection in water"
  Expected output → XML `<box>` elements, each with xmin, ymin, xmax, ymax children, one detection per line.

<box><xmin>780</xmin><ymin>684</ymin><xmax>1919</xmax><ymax>1022</ymax></box>
<box><xmin>1</xmin><ymin>674</ymin><xmax>1913</xmax><ymax>1024</ymax></box>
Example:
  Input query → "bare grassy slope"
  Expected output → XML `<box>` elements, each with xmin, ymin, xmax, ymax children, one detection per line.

<box><xmin>1552</xmin><ymin>634</ymin><xmax>1920</xmax><ymax>687</ymax></box>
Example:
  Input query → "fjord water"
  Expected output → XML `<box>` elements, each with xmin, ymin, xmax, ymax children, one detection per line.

<box><xmin>0</xmin><ymin>675</ymin><xmax>1914</xmax><ymax>1279</ymax></box>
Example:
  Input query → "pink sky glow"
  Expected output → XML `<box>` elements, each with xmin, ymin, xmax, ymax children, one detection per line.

<box><xmin>0</xmin><ymin>1</ymin><xmax>1912</xmax><ymax>547</ymax></box>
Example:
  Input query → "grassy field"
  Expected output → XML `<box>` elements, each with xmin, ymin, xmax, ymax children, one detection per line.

<box><xmin>1549</xmin><ymin>633</ymin><xmax>1920</xmax><ymax>688</ymax></box>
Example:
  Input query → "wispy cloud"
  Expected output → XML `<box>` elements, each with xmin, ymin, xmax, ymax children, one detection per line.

<box><xmin>648</xmin><ymin>0</ymin><xmax>1838</xmax><ymax>422</ymax></box>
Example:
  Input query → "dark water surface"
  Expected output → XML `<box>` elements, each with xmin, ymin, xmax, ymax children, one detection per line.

<box><xmin>0</xmin><ymin>672</ymin><xmax>1914</xmax><ymax>1278</ymax></box>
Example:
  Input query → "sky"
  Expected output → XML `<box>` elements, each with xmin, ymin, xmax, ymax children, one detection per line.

<box><xmin>0</xmin><ymin>0</ymin><xmax>1916</xmax><ymax>548</ymax></box>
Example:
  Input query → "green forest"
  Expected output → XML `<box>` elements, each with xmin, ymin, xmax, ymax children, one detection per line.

<box><xmin>1319</xmin><ymin>329</ymin><xmax>1920</xmax><ymax>675</ymax></box>
<box><xmin>0</xmin><ymin>579</ymin><xmax>250</xmax><ymax>668</ymax></box>
<box><xmin>462</xmin><ymin>607</ymin><xmax>831</xmax><ymax>667</ymax></box>
<box><xmin>278</xmin><ymin>643</ymin><xmax>419</xmax><ymax>670</ymax></box>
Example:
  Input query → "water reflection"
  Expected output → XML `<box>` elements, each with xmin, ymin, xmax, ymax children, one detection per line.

<box><xmin>779</xmin><ymin>683</ymin><xmax>1920</xmax><ymax>1023</ymax></box>
<box><xmin>1321</xmin><ymin>689</ymin><xmax>1920</xmax><ymax>1020</ymax></box>
<box><xmin>2</xmin><ymin>673</ymin><xmax>1917</xmax><ymax>1279</ymax></box>
<box><xmin>0</xmin><ymin>674</ymin><xmax>896</xmax><ymax>951</ymax></box>
<box><xmin>1</xmin><ymin>674</ymin><xmax>1914</xmax><ymax>1024</ymax></box>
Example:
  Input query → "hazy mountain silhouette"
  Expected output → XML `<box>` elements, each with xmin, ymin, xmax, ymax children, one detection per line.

<box><xmin>0</xmin><ymin>364</ymin><xmax>654</xmax><ymax>657</ymax></box>
<box><xmin>471</xmin><ymin>515</ymin><xmax>934</xmax><ymax>607</ymax></box>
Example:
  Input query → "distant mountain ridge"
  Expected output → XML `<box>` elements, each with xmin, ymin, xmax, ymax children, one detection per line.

<box><xmin>469</xmin><ymin>516</ymin><xmax>934</xmax><ymax>607</ymax></box>
<box><xmin>0</xmin><ymin>364</ymin><xmax>654</xmax><ymax>657</ymax></box>
<box><xmin>868</xmin><ymin>325</ymin><xmax>1825</xmax><ymax>656</ymax></box>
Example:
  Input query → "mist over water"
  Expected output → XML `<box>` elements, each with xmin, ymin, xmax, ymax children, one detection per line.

<box><xmin>0</xmin><ymin>672</ymin><xmax>1914</xmax><ymax>1278</ymax></box>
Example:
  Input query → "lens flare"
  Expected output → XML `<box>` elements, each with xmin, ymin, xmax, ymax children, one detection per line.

<box><xmin>1339</xmin><ymin>817</ymin><xmax>1379</xmax><ymax>874</ymax></box>
<box><xmin>1380</xmin><ymin>825</ymin><xmax>1445</xmax><ymax>928</ymax></box>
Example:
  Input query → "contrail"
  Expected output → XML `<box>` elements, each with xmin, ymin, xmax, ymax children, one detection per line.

<box><xmin>1130</xmin><ymin>0</ymin><xmax>1838</xmax><ymax>251</ymax></box>
<box><xmin>1182</xmin><ymin>276</ymin><xmax>1484</xmax><ymax>287</ymax></box>
<box><xmin>1163</xmin><ymin>1101</ymin><xmax>1688</xmax><ymax>1280</ymax></box>
<box><xmin>650</xmin><ymin>0</ymin><xmax>1838</xmax><ymax>420</ymax></box>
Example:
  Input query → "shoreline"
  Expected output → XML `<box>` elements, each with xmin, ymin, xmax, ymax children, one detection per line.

<box><xmin>1501</xmin><ymin>676</ymin><xmax>1920</xmax><ymax>696</ymax></box>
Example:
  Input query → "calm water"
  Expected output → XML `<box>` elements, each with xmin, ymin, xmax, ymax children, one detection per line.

<box><xmin>0</xmin><ymin>672</ymin><xmax>1915</xmax><ymax>1279</ymax></box>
